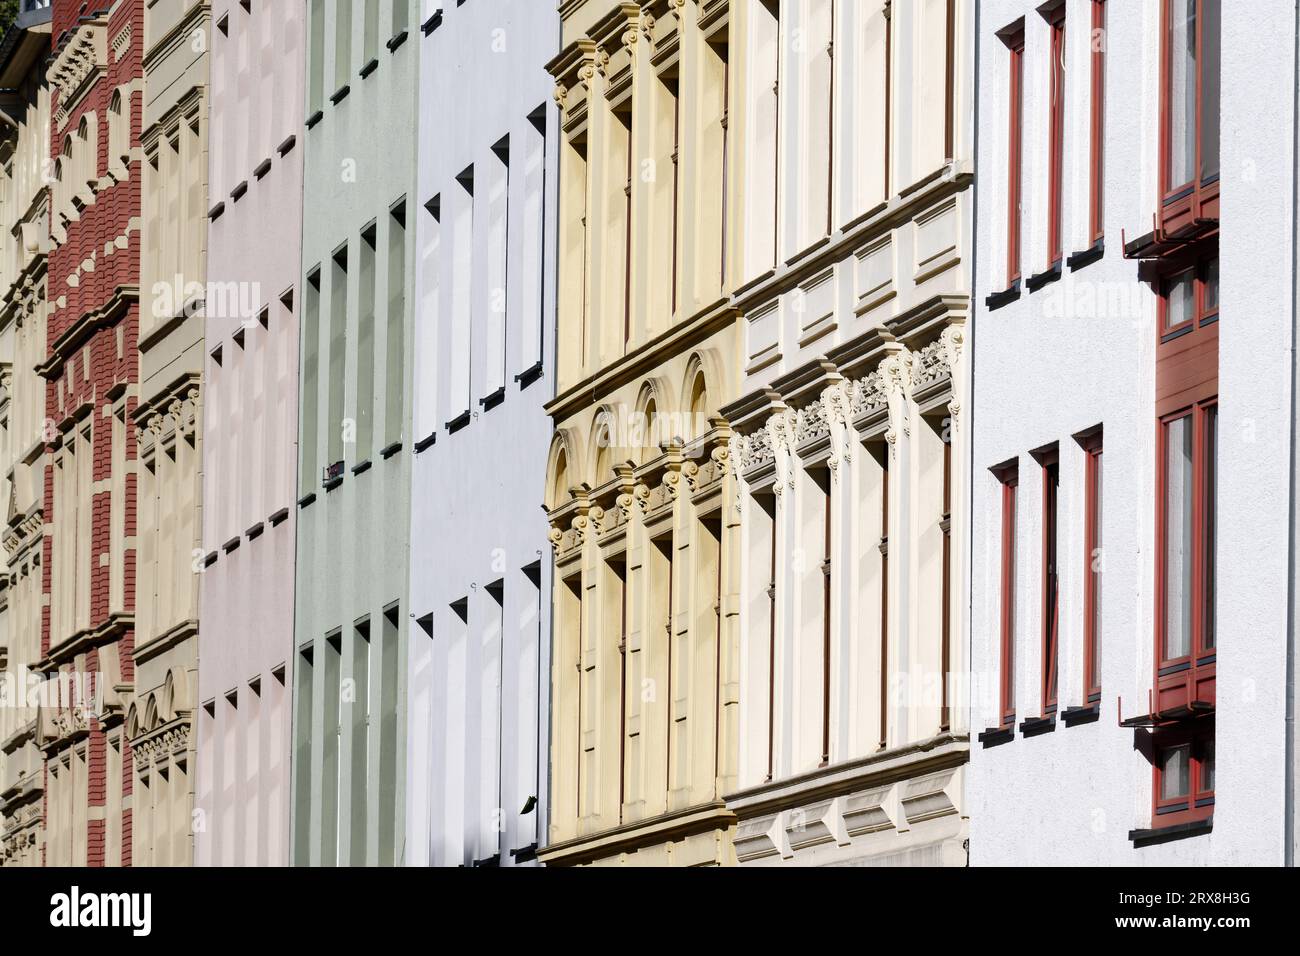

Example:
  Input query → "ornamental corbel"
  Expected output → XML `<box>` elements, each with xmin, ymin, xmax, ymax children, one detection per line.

<box><xmin>879</xmin><ymin>350</ymin><xmax>914</xmax><ymax>452</ymax></box>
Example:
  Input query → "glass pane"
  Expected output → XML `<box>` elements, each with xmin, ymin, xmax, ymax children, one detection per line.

<box><xmin>1203</xmin><ymin>258</ymin><xmax>1219</xmax><ymax>315</ymax></box>
<box><xmin>1165</xmin><ymin>416</ymin><xmax>1194</xmax><ymax>660</ymax></box>
<box><xmin>1200</xmin><ymin>738</ymin><xmax>1215</xmax><ymax>792</ymax></box>
<box><xmin>1161</xmin><ymin>744</ymin><xmax>1191</xmax><ymax>800</ymax></box>
<box><xmin>1166</xmin><ymin>271</ymin><xmax>1195</xmax><ymax>329</ymax></box>
<box><xmin>1167</xmin><ymin>0</ymin><xmax>1197</xmax><ymax>190</ymax></box>
<box><xmin>1201</xmin><ymin>0</ymin><xmax>1221</xmax><ymax>181</ymax></box>
<box><xmin>1204</xmin><ymin>407</ymin><xmax>1217</xmax><ymax>650</ymax></box>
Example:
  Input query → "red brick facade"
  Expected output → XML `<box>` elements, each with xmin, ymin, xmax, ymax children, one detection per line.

<box><xmin>39</xmin><ymin>0</ymin><xmax>145</xmax><ymax>869</ymax></box>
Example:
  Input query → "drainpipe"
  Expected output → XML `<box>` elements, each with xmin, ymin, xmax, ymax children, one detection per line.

<box><xmin>1286</xmin><ymin>0</ymin><xmax>1299</xmax><ymax>869</ymax></box>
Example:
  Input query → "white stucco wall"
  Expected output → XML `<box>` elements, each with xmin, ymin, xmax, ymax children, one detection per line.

<box><xmin>197</xmin><ymin>0</ymin><xmax>305</xmax><ymax>867</ymax></box>
<box><xmin>969</xmin><ymin>0</ymin><xmax>1294</xmax><ymax>865</ymax></box>
<box><xmin>405</xmin><ymin>0</ymin><xmax>558</xmax><ymax>867</ymax></box>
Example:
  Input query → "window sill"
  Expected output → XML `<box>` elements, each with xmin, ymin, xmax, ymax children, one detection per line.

<box><xmin>330</xmin><ymin>85</ymin><xmax>351</xmax><ymax>106</ymax></box>
<box><xmin>1066</xmin><ymin>238</ymin><xmax>1104</xmax><ymax>271</ymax></box>
<box><xmin>208</xmin><ymin>201</ymin><xmax>225</xmax><ymax>222</ymax></box>
<box><xmin>985</xmin><ymin>281</ymin><xmax>1021</xmax><ymax>311</ymax></box>
<box><xmin>515</xmin><ymin>360</ymin><xmax>544</xmax><ymax>389</ymax></box>
<box><xmin>359</xmin><ymin>58</ymin><xmax>379</xmax><ymax>80</ymax></box>
<box><xmin>446</xmin><ymin>410</ymin><xmax>472</xmax><ymax>434</ymax></box>
<box><xmin>1019</xmin><ymin>714</ymin><xmax>1056</xmax><ymax>737</ymax></box>
<box><xmin>305</xmin><ymin>110</ymin><xmax>323</xmax><ymax>130</ymax></box>
<box><xmin>230</xmin><ymin>180</ymin><xmax>248</xmax><ymax>203</ymax></box>
<box><xmin>277</xmin><ymin>134</ymin><xmax>297</xmax><ymax>157</ymax></box>
<box><xmin>1061</xmin><ymin>704</ymin><xmax>1100</xmax><ymax>727</ymax></box>
<box><xmin>388</xmin><ymin>30</ymin><xmax>409</xmax><ymax>52</ymax></box>
<box><xmin>246</xmin><ymin>521</ymin><xmax>265</xmax><ymax>541</ymax></box>
<box><xmin>380</xmin><ymin>440</ymin><xmax>403</xmax><ymax>460</ymax></box>
<box><xmin>253</xmin><ymin>157</ymin><xmax>272</xmax><ymax>181</ymax></box>
<box><xmin>1129</xmin><ymin>816</ymin><xmax>1213</xmax><ymax>847</ymax></box>
<box><xmin>222</xmin><ymin>536</ymin><xmax>241</xmax><ymax>555</ymax></box>
<box><xmin>414</xmin><ymin>432</ymin><xmax>437</xmax><ymax>453</ymax></box>
<box><xmin>479</xmin><ymin>386</ymin><xmax>506</xmax><ymax>412</ymax></box>
<box><xmin>298</xmin><ymin>492</ymin><xmax>317</xmax><ymax>509</ymax></box>
<box><xmin>351</xmin><ymin>459</ymin><xmax>372</xmax><ymax>477</ymax></box>
<box><xmin>269</xmin><ymin>507</ymin><xmax>290</xmax><ymax>527</ymax></box>
<box><xmin>203</xmin><ymin>550</ymin><xmax>218</xmax><ymax>569</ymax></box>
<box><xmin>323</xmin><ymin>476</ymin><xmax>344</xmax><ymax>493</ymax></box>
<box><xmin>422</xmin><ymin>11</ymin><xmax>443</xmax><ymax>36</ymax></box>
<box><xmin>1025</xmin><ymin>260</ymin><xmax>1062</xmax><ymax>292</ymax></box>
<box><xmin>977</xmin><ymin>725</ymin><xmax>1015</xmax><ymax>748</ymax></box>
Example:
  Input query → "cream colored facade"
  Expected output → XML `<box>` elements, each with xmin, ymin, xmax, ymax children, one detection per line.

<box><xmin>128</xmin><ymin>0</ymin><xmax>210</xmax><ymax>867</ymax></box>
<box><xmin>0</xmin><ymin>10</ymin><xmax>52</xmax><ymax>868</ymax></box>
<box><xmin>541</xmin><ymin>0</ymin><xmax>745</xmax><ymax>867</ymax></box>
<box><xmin>722</xmin><ymin>0</ymin><xmax>972</xmax><ymax>865</ymax></box>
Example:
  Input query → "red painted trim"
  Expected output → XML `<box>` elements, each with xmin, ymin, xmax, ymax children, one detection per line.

<box><xmin>1047</xmin><ymin>10</ymin><xmax>1066</xmax><ymax>266</ymax></box>
<box><xmin>1006</xmin><ymin>32</ymin><xmax>1025</xmax><ymax>285</ymax></box>
<box><xmin>1082</xmin><ymin>436</ymin><xmax>1103</xmax><ymax>700</ymax></box>
<box><xmin>1089</xmin><ymin>0</ymin><xmax>1106</xmax><ymax>243</ymax></box>
<box><xmin>1040</xmin><ymin>451</ymin><xmax>1060</xmax><ymax>715</ymax></box>
<box><xmin>997</xmin><ymin>464</ymin><xmax>1019</xmax><ymax>727</ymax></box>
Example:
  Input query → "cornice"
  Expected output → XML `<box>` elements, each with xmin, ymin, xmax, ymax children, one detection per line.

<box><xmin>539</xmin><ymin>800</ymin><xmax>735</xmax><ymax>867</ymax></box>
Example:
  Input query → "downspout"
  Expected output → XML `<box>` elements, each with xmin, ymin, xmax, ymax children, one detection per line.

<box><xmin>1286</xmin><ymin>0</ymin><xmax>1298</xmax><ymax>869</ymax></box>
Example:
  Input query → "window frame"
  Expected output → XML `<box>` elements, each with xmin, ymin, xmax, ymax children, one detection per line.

<box><xmin>1158</xmin><ymin>0</ymin><xmax>1220</xmax><ymax>232</ymax></box>
<box><xmin>1152</xmin><ymin>722</ymin><xmax>1215</xmax><ymax>826</ymax></box>
<box><xmin>1046</xmin><ymin>6</ymin><xmax>1066</xmax><ymax>267</ymax></box>
<box><xmin>996</xmin><ymin>462</ymin><xmax>1020</xmax><ymax>728</ymax></box>
<box><xmin>1081</xmin><ymin>432</ymin><xmax>1103</xmax><ymax>703</ymax></box>
<box><xmin>1039</xmin><ymin>449</ymin><xmax>1060</xmax><ymax>716</ymax></box>
<box><xmin>1005</xmin><ymin>27</ymin><xmax>1026</xmax><ymax>287</ymax></box>
<box><xmin>1088</xmin><ymin>0</ymin><xmax>1106</xmax><ymax>243</ymax></box>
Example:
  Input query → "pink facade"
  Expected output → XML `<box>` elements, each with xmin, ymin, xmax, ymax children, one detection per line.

<box><xmin>195</xmin><ymin>0</ymin><xmax>305</xmax><ymax>867</ymax></box>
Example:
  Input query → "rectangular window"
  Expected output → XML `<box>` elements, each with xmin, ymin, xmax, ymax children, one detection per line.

<box><xmin>517</xmin><ymin>110</ymin><xmax>547</xmax><ymax>380</ymax></box>
<box><xmin>484</xmin><ymin>140</ymin><xmax>509</xmax><ymax>402</ymax></box>
<box><xmin>449</xmin><ymin>171</ymin><xmax>474</xmax><ymax>425</ymax></box>
<box><xmin>292</xmin><ymin>644</ymin><xmax>314</xmax><ymax>866</ymax></box>
<box><xmin>363</xmin><ymin>0</ymin><xmax>379</xmax><ymax>66</ymax></box>
<box><xmin>1047</xmin><ymin>8</ymin><xmax>1066</xmax><ymax>266</ymax></box>
<box><xmin>1005</xmin><ymin>28</ymin><xmax>1025</xmax><ymax>285</ymax></box>
<box><xmin>1162</xmin><ymin>0</ymin><xmax>1220</xmax><ymax>200</ymax></box>
<box><xmin>997</xmin><ymin>463</ymin><xmax>1019</xmax><ymax>727</ymax></box>
<box><xmin>328</xmin><ymin>247</ymin><xmax>348</xmax><ymax>471</ymax></box>
<box><xmin>302</xmin><ymin>269</ymin><xmax>321</xmax><ymax>490</ymax></box>
<box><xmin>1153</xmin><ymin>722</ymin><xmax>1214</xmax><ymax>825</ymax></box>
<box><xmin>334</xmin><ymin>0</ymin><xmax>353</xmax><ymax>93</ymax></box>
<box><xmin>1082</xmin><ymin>433</ymin><xmax>1103</xmax><ymax>702</ymax></box>
<box><xmin>385</xmin><ymin>201</ymin><xmax>407</xmax><ymax>447</ymax></box>
<box><xmin>357</xmin><ymin>225</ymin><xmax>377</xmax><ymax>459</ymax></box>
<box><xmin>309</xmin><ymin>0</ymin><xmax>325</xmax><ymax>116</ymax></box>
<box><xmin>392</xmin><ymin>0</ymin><xmax>410</xmax><ymax>38</ymax></box>
<box><xmin>350</xmin><ymin>619</ymin><xmax>370</xmax><ymax>863</ymax></box>
<box><xmin>1089</xmin><ymin>0</ymin><xmax>1106</xmax><ymax>242</ymax></box>
<box><xmin>378</xmin><ymin>605</ymin><xmax>400</xmax><ymax>865</ymax></box>
<box><xmin>322</xmin><ymin>632</ymin><xmax>342</xmax><ymax>865</ymax></box>
<box><xmin>1040</xmin><ymin>450</ymin><xmax>1060</xmax><ymax>715</ymax></box>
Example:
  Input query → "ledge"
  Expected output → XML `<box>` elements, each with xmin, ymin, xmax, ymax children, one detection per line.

<box><xmin>1061</xmin><ymin>704</ymin><xmax>1100</xmax><ymax>727</ymax></box>
<box><xmin>1019</xmin><ymin>714</ymin><xmax>1056</xmax><ymax>738</ymax></box>
<box><xmin>208</xmin><ymin>201</ymin><xmax>225</xmax><ymax>221</ymax></box>
<box><xmin>359</xmin><ymin>57</ymin><xmax>379</xmax><ymax>79</ymax></box>
<box><xmin>515</xmin><ymin>360</ymin><xmax>544</xmax><ymax>389</ymax></box>
<box><xmin>977</xmin><ymin>725</ymin><xmax>1014</xmax><ymax>748</ymax></box>
<box><xmin>203</xmin><ymin>551</ymin><xmax>218</xmax><ymax>568</ymax></box>
<box><xmin>479</xmin><ymin>386</ymin><xmax>506</xmax><ymax>412</ymax></box>
<box><xmin>329</xmin><ymin>84</ymin><xmax>350</xmax><ymax>105</ymax></box>
<box><xmin>230</xmin><ymin>181</ymin><xmax>248</xmax><ymax>203</ymax></box>
<box><xmin>253</xmin><ymin>157</ymin><xmax>272</xmax><ymax>180</ymax></box>
<box><xmin>380</xmin><ymin>440</ymin><xmax>403</xmax><ymax>460</ymax></box>
<box><xmin>414</xmin><ymin>432</ymin><xmax>437</xmax><ymax>454</ymax></box>
<box><xmin>1025</xmin><ymin>260</ymin><xmax>1062</xmax><ymax>292</ymax></box>
<box><xmin>269</xmin><ymin>507</ymin><xmax>290</xmax><ymax>527</ymax></box>
<box><xmin>1129</xmin><ymin>816</ymin><xmax>1212</xmax><ymax>847</ymax></box>
<box><xmin>388</xmin><ymin>30</ymin><xmax>410</xmax><ymax>51</ymax></box>
<box><xmin>351</xmin><ymin>459</ymin><xmax>372</xmax><ymax>477</ymax></box>
<box><xmin>323</xmin><ymin>476</ymin><xmax>344</xmax><ymax>493</ymax></box>
<box><xmin>1066</xmin><ymin>238</ymin><xmax>1105</xmax><ymax>271</ymax></box>
<box><xmin>446</xmin><ymin>410</ymin><xmax>471</xmax><ymax>434</ymax></box>
<box><xmin>422</xmin><ymin>11</ymin><xmax>443</xmax><ymax>35</ymax></box>
<box><xmin>305</xmin><ymin>110</ymin><xmax>323</xmax><ymax>130</ymax></box>
<box><xmin>277</xmin><ymin>134</ymin><xmax>297</xmax><ymax>157</ymax></box>
<box><xmin>245</xmin><ymin>521</ymin><xmax>265</xmax><ymax>541</ymax></box>
<box><xmin>222</xmin><ymin>536</ymin><xmax>240</xmax><ymax>554</ymax></box>
<box><xmin>297</xmin><ymin>492</ymin><xmax>317</xmax><ymax>509</ymax></box>
<box><xmin>539</xmin><ymin>801</ymin><xmax>736</xmax><ymax>867</ymax></box>
<box><xmin>509</xmin><ymin>842</ymin><xmax>538</xmax><ymax>864</ymax></box>
<box><xmin>985</xmin><ymin>281</ymin><xmax>1020</xmax><ymax>311</ymax></box>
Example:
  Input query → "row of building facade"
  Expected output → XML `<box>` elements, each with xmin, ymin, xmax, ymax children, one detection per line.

<box><xmin>0</xmin><ymin>0</ymin><xmax>1293</xmax><ymax>868</ymax></box>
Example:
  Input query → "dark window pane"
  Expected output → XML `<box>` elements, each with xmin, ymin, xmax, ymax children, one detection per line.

<box><xmin>1201</xmin><ymin>0</ymin><xmax>1220</xmax><ymax>181</ymax></box>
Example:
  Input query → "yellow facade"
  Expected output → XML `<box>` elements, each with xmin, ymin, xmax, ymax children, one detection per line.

<box><xmin>542</xmin><ymin>0</ymin><xmax>749</xmax><ymax>867</ymax></box>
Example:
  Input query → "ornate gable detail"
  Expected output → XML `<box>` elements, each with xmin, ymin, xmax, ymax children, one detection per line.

<box><xmin>50</xmin><ymin>21</ymin><xmax>109</xmax><ymax>132</ymax></box>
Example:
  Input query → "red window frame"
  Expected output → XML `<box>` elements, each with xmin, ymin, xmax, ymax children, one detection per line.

<box><xmin>1159</xmin><ymin>0</ymin><xmax>1220</xmax><ymax>234</ymax></box>
<box><xmin>996</xmin><ymin>462</ymin><xmax>1019</xmax><ymax>727</ymax></box>
<box><xmin>1005</xmin><ymin>28</ymin><xmax>1026</xmax><ymax>286</ymax></box>
<box><xmin>1088</xmin><ymin>0</ymin><xmax>1106</xmax><ymax>243</ymax></box>
<box><xmin>1081</xmin><ymin>433</ymin><xmax>1103</xmax><ymax>703</ymax></box>
<box><xmin>1152</xmin><ymin>721</ymin><xmax>1215</xmax><ymax>826</ymax></box>
<box><xmin>1046</xmin><ymin>7</ymin><xmax>1066</xmax><ymax>266</ymax></box>
<box><xmin>1040</xmin><ymin>449</ymin><xmax>1060</xmax><ymax>715</ymax></box>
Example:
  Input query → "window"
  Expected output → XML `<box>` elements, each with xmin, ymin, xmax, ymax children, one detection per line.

<box><xmin>327</xmin><ymin>245</ymin><xmax>348</xmax><ymax>473</ymax></box>
<box><xmin>1046</xmin><ymin>7</ymin><xmax>1065</xmax><ymax>266</ymax></box>
<box><xmin>1089</xmin><ymin>0</ymin><xmax>1106</xmax><ymax>242</ymax></box>
<box><xmin>1157</xmin><ymin>400</ymin><xmax>1216</xmax><ymax>710</ymax></box>
<box><xmin>1153</xmin><ymin>722</ymin><xmax>1214</xmax><ymax>825</ymax></box>
<box><xmin>357</xmin><ymin>225</ymin><xmax>377</xmax><ymax>459</ymax></box>
<box><xmin>1040</xmin><ymin>449</ymin><xmax>1060</xmax><ymax>715</ymax></box>
<box><xmin>1004</xmin><ymin>27</ymin><xmax>1025</xmax><ymax>286</ymax></box>
<box><xmin>308</xmin><ymin>0</ymin><xmax>325</xmax><ymax>117</ymax></box>
<box><xmin>996</xmin><ymin>462</ymin><xmax>1019</xmax><ymax>727</ymax></box>
<box><xmin>386</xmin><ymin>201</ymin><xmax>407</xmax><ymax>447</ymax></box>
<box><xmin>334</xmin><ymin>0</ymin><xmax>353</xmax><ymax>94</ymax></box>
<box><xmin>1082</xmin><ymin>432</ymin><xmax>1103</xmax><ymax>702</ymax></box>
<box><xmin>1161</xmin><ymin>0</ymin><xmax>1219</xmax><ymax>223</ymax></box>
<box><xmin>302</xmin><ymin>268</ymin><xmax>321</xmax><ymax>491</ymax></box>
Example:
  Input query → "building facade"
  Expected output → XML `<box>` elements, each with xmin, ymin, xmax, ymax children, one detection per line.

<box><xmin>405</xmin><ymin>0</ymin><xmax>556</xmax><ymax>868</ymax></box>
<box><xmin>127</xmin><ymin>0</ymin><xmax>210</xmax><ymax>869</ymax></box>
<box><xmin>38</xmin><ymin>0</ymin><xmax>144</xmax><ymax>867</ymax></box>
<box><xmin>0</xmin><ymin>0</ymin><xmax>52</xmax><ymax>869</ymax></box>
<box><xmin>195</xmin><ymin>0</ymin><xmax>304</xmax><ymax>867</ymax></box>
<box><xmin>541</xmin><ymin>0</ymin><xmax>745</xmax><ymax>868</ymax></box>
<box><xmin>721</xmin><ymin>0</ymin><xmax>973</xmax><ymax>867</ymax></box>
<box><xmin>290</xmin><ymin>0</ymin><xmax>416</xmax><ymax>867</ymax></box>
<box><xmin>970</xmin><ymin>0</ymin><xmax>1298</xmax><ymax>864</ymax></box>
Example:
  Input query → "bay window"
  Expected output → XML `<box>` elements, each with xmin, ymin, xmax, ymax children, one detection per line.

<box><xmin>1153</xmin><ymin>722</ymin><xmax>1215</xmax><ymax>826</ymax></box>
<box><xmin>1161</xmin><ymin>0</ymin><xmax>1220</xmax><ymax>230</ymax></box>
